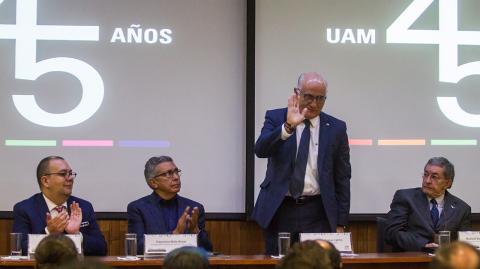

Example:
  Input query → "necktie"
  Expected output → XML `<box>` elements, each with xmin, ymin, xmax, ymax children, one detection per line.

<box><xmin>290</xmin><ymin>119</ymin><xmax>311</xmax><ymax>199</ymax></box>
<box><xmin>430</xmin><ymin>199</ymin><xmax>439</xmax><ymax>228</ymax></box>
<box><xmin>53</xmin><ymin>206</ymin><xmax>65</xmax><ymax>214</ymax></box>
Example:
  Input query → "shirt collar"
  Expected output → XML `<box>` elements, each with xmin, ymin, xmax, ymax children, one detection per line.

<box><xmin>305</xmin><ymin>115</ymin><xmax>320</xmax><ymax>128</ymax></box>
<box><xmin>152</xmin><ymin>192</ymin><xmax>178</xmax><ymax>204</ymax></box>
<box><xmin>428</xmin><ymin>193</ymin><xmax>446</xmax><ymax>207</ymax></box>
<box><xmin>42</xmin><ymin>194</ymin><xmax>67</xmax><ymax>212</ymax></box>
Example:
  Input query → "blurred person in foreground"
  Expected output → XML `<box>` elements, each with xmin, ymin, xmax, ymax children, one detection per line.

<box><xmin>429</xmin><ymin>241</ymin><xmax>480</xmax><ymax>269</ymax></box>
<box><xmin>277</xmin><ymin>240</ymin><xmax>332</xmax><ymax>269</ymax></box>
<box><xmin>316</xmin><ymin>240</ymin><xmax>342</xmax><ymax>269</ymax></box>
<box><xmin>35</xmin><ymin>234</ymin><xmax>79</xmax><ymax>269</ymax></box>
<box><xmin>163</xmin><ymin>246</ymin><xmax>209</xmax><ymax>269</ymax></box>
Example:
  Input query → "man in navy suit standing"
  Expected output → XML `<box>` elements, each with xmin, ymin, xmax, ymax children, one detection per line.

<box><xmin>127</xmin><ymin>156</ymin><xmax>212</xmax><ymax>254</ymax></box>
<box><xmin>13</xmin><ymin>156</ymin><xmax>107</xmax><ymax>256</ymax></box>
<box><xmin>385</xmin><ymin>157</ymin><xmax>471</xmax><ymax>251</ymax></box>
<box><xmin>252</xmin><ymin>72</ymin><xmax>351</xmax><ymax>255</ymax></box>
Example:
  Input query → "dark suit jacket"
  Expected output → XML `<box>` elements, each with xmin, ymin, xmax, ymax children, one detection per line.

<box><xmin>12</xmin><ymin>193</ymin><xmax>107</xmax><ymax>256</ymax></box>
<box><xmin>252</xmin><ymin>108</ymin><xmax>351</xmax><ymax>231</ymax></box>
<box><xmin>385</xmin><ymin>188</ymin><xmax>471</xmax><ymax>251</ymax></box>
<box><xmin>127</xmin><ymin>192</ymin><xmax>212</xmax><ymax>254</ymax></box>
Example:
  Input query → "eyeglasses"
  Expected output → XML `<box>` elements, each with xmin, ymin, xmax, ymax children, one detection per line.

<box><xmin>153</xmin><ymin>168</ymin><xmax>182</xmax><ymax>179</ymax></box>
<box><xmin>295</xmin><ymin>88</ymin><xmax>327</xmax><ymax>103</ymax></box>
<box><xmin>44</xmin><ymin>171</ymin><xmax>77</xmax><ymax>179</ymax></box>
<box><xmin>422</xmin><ymin>172</ymin><xmax>445</xmax><ymax>181</ymax></box>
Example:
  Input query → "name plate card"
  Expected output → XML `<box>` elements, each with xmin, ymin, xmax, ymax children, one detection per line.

<box><xmin>144</xmin><ymin>234</ymin><xmax>197</xmax><ymax>256</ymax></box>
<box><xmin>458</xmin><ymin>231</ymin><xmax>480</xmax><ymax>249</ymax></box>
<box><xmin>300</xmin><ymin>232</ymin><xmax>353</xmax><ymax>253</ymax></box>
<box><xmin>28</xmin><ymin>234</ymin><xmax>83</xmax><ymax>255</ymax></box>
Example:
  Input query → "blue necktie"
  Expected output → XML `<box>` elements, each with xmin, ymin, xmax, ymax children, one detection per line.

<box><xmin>290</xmin><ymin>120</ymin><xmax>310</xmax><ymax>199</ymax></box>
<box><xmin>430</xmin><ymin>199</ymin><xmax>439</xmax><ymax>228</ymax></box>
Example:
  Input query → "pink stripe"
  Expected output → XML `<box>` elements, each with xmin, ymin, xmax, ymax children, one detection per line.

<box><xmin>349</xmin><ymin>139</ymin><xmax>373</xmax><ymax>146</ymax></box>
<box><xmin>378</xmin><ymin>139</ymin><xmax>426</xmax><ymax>146</ymax></box>
<box><xmin>62</xmin><ymin>140</ymin><xmax>114</xmax><ymax>147</ymax></box>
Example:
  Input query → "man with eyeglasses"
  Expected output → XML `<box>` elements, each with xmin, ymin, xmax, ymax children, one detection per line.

<box><xmin>384</xmin><ymin>157</ymin><xmax>471</xmax><ymax>251</ymax></box>
<box><xmin>127</xmin><ymin>155</ymin><xmax>212</xmax><ymax>254</ymax></box>
<box><xmin>252</xmin><ymin>72</ymin><xmax>351</xmax><ymax>255</ymax></box>
<box><xmin>12</xmin><ymin>156</ymin><xmax>107</xmax><ymax>256</ymax></box>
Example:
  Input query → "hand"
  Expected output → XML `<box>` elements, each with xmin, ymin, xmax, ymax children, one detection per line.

<box><xmin>173</xmin><ymin>206</ymin><xmax>190</xmax><ymax>234</ymax></box>
<box><xmin>188</xmin><ymin>207</ymin><xmax>200</xmax><ymax>234</ymax></box>
<box><xmin>65</xmin><ymin>202</ymin><xmax>82</xmax><ymax>234</ymax></box>
<box><xmin>425</xmin><ymin>243</ymin><xmax>439</xmax><ymax>248</ymax></box>
<box><xmin>336</xmin><ymin>226</ymin><xmax>345</xmax><ymax>233</ymax></box>
<box><xmin>46</xmin><ymin>211</ymin><xmax>68</xmax><ymax>234</ymax></box>
<box><xmin>286</xmin><ymin>92</ymin><xmax>307</xmax><ymax>127</ymax></box>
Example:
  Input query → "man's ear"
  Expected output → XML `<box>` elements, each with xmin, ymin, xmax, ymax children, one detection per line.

<box><xmin>40</xmin><ymin>176</ymin><xmax>49</xmax><ymax>188</ymax></box>
<box><xmin>147</xmin><ymin>179</ymin><xmax>157</xmax><ymax>189</ymax></box>
<box><xmin>446</xmin><ymin>179</ymin><xmax>453</xmax><ymax>189</ymax></box>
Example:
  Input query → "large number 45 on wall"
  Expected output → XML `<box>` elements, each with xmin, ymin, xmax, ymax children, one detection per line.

<box><xmin>387</xmin><ymin>0</ymin><xmax>480</xmax><ymax>127</ymax></box>
<box><xmin>0</xmin><ymin>0</ymin><xmax>104</xmax><ymax>127</ymax></box>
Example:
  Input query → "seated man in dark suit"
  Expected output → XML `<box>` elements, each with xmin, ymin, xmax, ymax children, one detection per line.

<box><xmin>385</xmin><ymin>157</ymin><xmax>471</xmax><ymax>251</ymax></box>
<box><xmin>13</xmin><ymin>156</ymin><xmax>107</xmax><ymax>256</ymax></box>
<box><xmin>127</xmin><ymin>156</ymin><xmax>212</xmax><ymax>254</ymax></box>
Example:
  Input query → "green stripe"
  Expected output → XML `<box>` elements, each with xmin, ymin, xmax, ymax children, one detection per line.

<box><xmin>430</xmin><ymin>139</ymin><xmax>477</xmax><ymax>146</ymax></box>
<box><xmin>5</xmin><ymin>140</ymin><xmax>57</xmax><ymax>147</ymax></box>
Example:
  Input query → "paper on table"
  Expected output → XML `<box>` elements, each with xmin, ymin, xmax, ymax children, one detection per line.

<box><xmin>117</xmin><ymin>256</ymin><xmax>140</xmax><ymax>261</ymax></box>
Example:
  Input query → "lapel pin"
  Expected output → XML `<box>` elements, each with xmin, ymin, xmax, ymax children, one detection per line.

<box><xmin>325</xmin><ymin>123</ymin><xmax>330</xmax><ymax>126</ymax></box>
<box><xmin>451</xmin><ymin>204</ymin><xmax>455</xmax><ymax>209</ymax></box>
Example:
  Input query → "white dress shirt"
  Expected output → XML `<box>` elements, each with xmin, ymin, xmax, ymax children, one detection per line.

<box><xmin>281</xmin><ymin>115</ymin><xmax>321</xmax><ymax>196</ymax></box>
<box><xmin>42</xmin><ymin>194</ymin><xmax>67</xmax><ymax>234</ymax></box>
<box><xmin>428</xmin><ymin>194</ymin><xmax>445</xmax><ymax>218</ymax></box>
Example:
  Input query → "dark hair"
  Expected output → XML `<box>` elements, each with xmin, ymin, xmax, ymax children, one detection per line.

<box><xmin>59</xmin><ymin>259</ymin><xmax>112</xmax><ymax>269</ymax></box>
<box><xmin>144</xmin><ymin>156</ymin><xmax>174</xmax><ymax>181</ymax></box>
<box><xmin>37</xmin><ymin>156</ymin><xmax>65</xmax><ymax>188</ymax></box>
<box><xmin>277</xmin><ymin>241</ymin><xmax>332</xmax><ymax>269</ymax></box>
<box><xmin>429</xmin><ymin>241</ymin><xmax>480</xmax><ymax>269</ymax></box>
<box><xmin>34</xmin><ymin>234</ymin><xmax>78</xmax><ymax>269</ymax></box>
<box><xmin>163</xmin><ymin>246</ymin><xmax>209</xmax><ymax>269</ymax></box>
<box><xmin>317</xmin><ymin>240</ymin><xmax>342</xmax><ymax>269</ymax></box>
<box><xmin>425</xmin><ymin>157</ymin><xmax>455</xmax><ymax>181</ymax></box>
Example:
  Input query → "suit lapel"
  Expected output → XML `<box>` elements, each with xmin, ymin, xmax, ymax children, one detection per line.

<box><xmin>176</xmin><ymin>196</ymin><xmax>188</xmax><ymax>233</ymax></box>
<box><xmin>148</xmin><ymin>193</ymin><xmax>168</xmax><ymax>232</ymax></box>
<box><xmin>34</xmin><ymin>193</ymin><xmax>49</xmax><ymax>229</ymax></box>
<box><xmin>415</xmin><ymin>190</ymin><xmax>434</xmax><ymax>229</ymax></box>
<box><xmin>438</xmin><ymin>191</ymin><xmax>453</xmax><ymax>230</ymax></box>
<box><xmin>317</xmin><ymin>113</ymin><xmax>329</xmax><ymax>175</ymax></box>
<box><xmin>177</xmin><ymin>196</ymin><xmax>186</xmax><ymax>219</ymax></box>
<box><xmin>67</xmin><ymin>197</ymin><xmax>73</xmax><ymax>215</ymax></box>
<box><xmin>290</xmin><ymin>130</ymin><xmax>298</xmax><ymax>168</ymax></box>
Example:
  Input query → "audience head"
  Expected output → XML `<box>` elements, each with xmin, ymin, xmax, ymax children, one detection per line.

<box><xmin>316</xmin><ymin>240</ymin><xmax>342</xmax><ymax>269</ymax></box>
<box><xmin>59</xmin><ymin>259</ymin><xmax>112</xmax><ymax>269</ymax></box>
<box><xmin>35</xmin><ymin>234</ymin><xmax>79</xmax><ymax>269</ymax></box>
<box><xmin>430</xmin><ymin>241</ymin><xmax>480</xmax><ymax>269</ymax></box>
<box><xmin>163</xmin><ymin>246</ymin><xmax>209</xmax><ymax>269</ymax></box>
<box><xmin>422</xmin><ymin>157</ymin><xmax>454</xmax><ymax>198</ymax></box>
<box><xmin>277</xmin><ymin>240</ymin><xmax>332</xmax><ymax>269</ymax></box>
<box><xmin>144</xmin><ymin>155</ymin><xmax>181</xmax><ymax>200</ymax></box>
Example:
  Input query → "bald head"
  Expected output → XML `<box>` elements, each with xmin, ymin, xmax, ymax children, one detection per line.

<box><xmin>297</xmin><ymin>72</ymin><xmax>328</xmax><ymax>90</ymax></box>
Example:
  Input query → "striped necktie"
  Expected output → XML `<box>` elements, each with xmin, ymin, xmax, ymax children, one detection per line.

<box><xmin>430</xmin><ymin>199</ymin><xmax>439</xmax><ymax>228</ymax></box>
